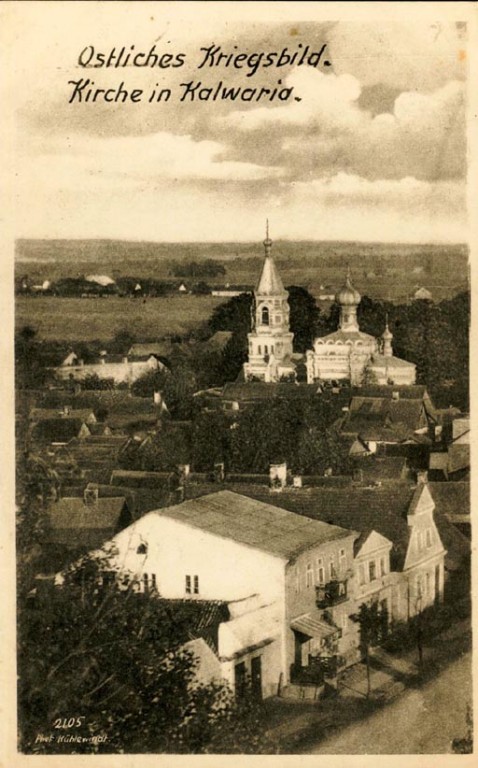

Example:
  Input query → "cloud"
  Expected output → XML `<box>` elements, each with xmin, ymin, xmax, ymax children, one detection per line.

<box><xmin>16</xmin><ymin>131</ymin><xmax>283</xmax><ymax>197</ymax></box>
<box><xmin>220</xmin><ymin>68</ymin><xmax>465</xmax><ymax>182</ymax></box>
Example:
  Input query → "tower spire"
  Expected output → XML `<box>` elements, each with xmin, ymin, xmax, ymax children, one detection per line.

<box><xmin>263</xmin><ymin>218</ymin><xmax>272</xmax><ymax>257</ymax></box>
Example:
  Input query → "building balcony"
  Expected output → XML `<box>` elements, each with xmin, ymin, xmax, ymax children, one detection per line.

<box><xmin>316</xmin><ymin>579</ymin><xmax>348</xmax><ymax>609</ymax></box>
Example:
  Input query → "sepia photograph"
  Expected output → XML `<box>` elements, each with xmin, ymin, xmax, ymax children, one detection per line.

<box><xmin>2</xmin><ymin>0</ymin><xmax>475</xmax><ymax>761</ymax></box>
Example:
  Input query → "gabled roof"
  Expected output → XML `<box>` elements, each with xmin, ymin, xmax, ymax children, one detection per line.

<box><xmin>202</xmin><ymin>331</ymin><xmax>233</xmax><ymax>351</ymax></box>
<box><xmin>213</xmin><ymin>483</ymin><xmax>414</xmax><ymax>570</ymax></box>
<box><xmin>127</xmin><ymin>342</ymin><xmax>175</xmax><ymax>360</ymax></box>
<box><xmin>30</xmin><ymin>407</ymin><xmax>95</xmax><ymax>423</ymax></box>
<box><xmin>32</xmin><ymin>418</ymin><xmax>89</xmax><ymax>443</ymax></box>
<box><xmin>157</xmin><ymin>490</ymin><xmax>354</xmax><ymax>560</ymax></box>
<box><xmin>256</xmin><ymin>255</ymin><xmax>286</xmax><ymax>296</ymax></box>
<box><xmin>48</xmin><ymin>496</ymin><xmax>127</xmax><ymax>528</ymax></box>
<box><xmin>428</xmin><ymin>482</ymin><xmax>470</xmax><ymax>520</ymax></box>
<box><xmin>341</xmin><ymin>396</ymin><xmax>427</xmax><ymax>441</ymax></box>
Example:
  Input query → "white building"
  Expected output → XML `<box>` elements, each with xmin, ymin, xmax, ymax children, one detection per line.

<box><xmin>94</xmin><ymin>490</ymin><xmax>356</xmax><ymax>698</ymax></box>
<box><xmin>243</xmin><ymin>225</ymin><xmax>297</xmax><ymax>383</ymax></box>
<box><xmin>306</xmin><ymin>270</ymin><xmax>416</xmax><ymax>386</ymax></box>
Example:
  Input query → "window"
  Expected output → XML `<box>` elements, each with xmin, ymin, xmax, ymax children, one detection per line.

<box><xmin>143</xmin><ymin>573</ymin><xmax>149</xmax><ymax>589</ymax></box>
<box><xmin>339</xmin><ymin>548</ymin><xmax>346</xmax><ymax>570</ymax></box>
<box><xmin>380</xmin><ymin>557</ymin><xmax>387</xmax><ymax>576</ymax></box>
<box><xmin>295</xmin><ymin>566</ymin><xmax>300</xmax><ymax>593</ymax></box>
<box><xmin>193</xmin><ymin>575</ymin><xmax>199</xmax><ymax>594</ymax></box>
<box><xmin>368</xmin><ymin>560</ymin><xmax>376</xmax><ymax>581</ymax></box>
<box><xmin>359</xmin><ymin>563</ymin><xmax>366</xmax><ymax>585</ymax></box>
<box><xmin>426</xmin><ymin>528</ymin><xmax>432</xmax><ymax>548</ymax></box>
<box><xmin>329</xmin><ymin>555</ymin><xmax>336</xmax><ymax>580</ymax></box>
<box><xmin>316</xmin><ymin>558</ymin><xmax>325</xmax><ymax>584</ymax></box>
<box><xmin>417</xmin><ymin>531</ymin><xmax>424</xmax><ymax>551</ymax></box>
<box><xmin>185</xmin><ymin>575</ymin><xmax>192</xmax><ymax>594</ymax></box>
<box><xmin>258</xmin><ymin>345</ymin><xmax>262</xmax><ymax>355</ymax></box>
<box><xmin>261</xmin><ymin>306</ymin><xmax>270</xmax><ymax>325</ymax></box>
<box><xmin>306</xmin><ymin>563</ymin><xmax>313</xmax><ymax>588</ymax></box>
<box><xmin>425</xmin><ymin>571</ymin><xmax>430</xmax><ymax>596</ymax></box>
<box><xmin>275</xmin><ymin>316</ymin><xmax>281</xmax><ymax>325</ymax></box>
<box><xmin>136</xmin><ymin>543</ymin><xmax>147</xmax><ymax>555</ymax></box>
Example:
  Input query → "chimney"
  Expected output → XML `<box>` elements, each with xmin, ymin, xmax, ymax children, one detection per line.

<box><xmin>270</xmin><ymin>462</ymin><xmax>287</xmax><ymax>491</ymax></box>
<box><xmin>416</xmin><ymin>470</ymin><xmax>428</xmax><ymax>485</ymax></box>
<box><xmin>214</xmin><ymin>462</ymin><xmax>225</xmax><ymax>482</ymax></box>
<box><xmin>153</xmin><ymin>391</ymin><xmax>162</xmax><ymax>406</ymax></box>
<box><xmin>392</xmin><ymin>391</ymin><xmax>400</xmax><ymax>401</ymax></box>
<box><xmin>83</xmin><ymin>487</ymin><xmax>99</xmax><ymax>505</ymax></box>
<box><xmin>292</xmin><ymin>475</ymin><xmax>303</xmax><ymax>489</ymax></box>
<box><xmin>62</xmin><ymin>405</ymin><xmax>71</xmax><ymax>416</ymax></box>
<box><xmin>178</xmin><ymin>464</ymin><xmax>190</xmax><ymax>483</ymax></box>
<box><xmin>122</xmin><ymin>356</ymin><xmax>128</xmax><ymax>364</ymax></box>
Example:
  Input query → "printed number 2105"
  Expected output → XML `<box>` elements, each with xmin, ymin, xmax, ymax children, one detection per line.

<box><xmin>53</xmin><ymin>717</ymin><xmax>85</xmax><ymax>729</ymax></box>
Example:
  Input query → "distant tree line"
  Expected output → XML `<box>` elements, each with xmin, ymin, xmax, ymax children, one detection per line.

<box><xmin>168</xmin><ymin>259</ymin><xmax>226</xmax><ymax>279</ymax></box>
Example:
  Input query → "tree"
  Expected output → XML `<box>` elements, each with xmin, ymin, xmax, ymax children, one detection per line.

<box><xmin>285</xmin><ymin>285</ymin><xmax>321</xmax><ymax>353</ymax></box>
<box><xmin>17</xmin><ymin>550</ymin><xmax>273</xmax><ymax>754</ymax></box>
<box><xmin>355</xmin><ymin>601</ymin><xmax>385</xmax><ymax>698</ymax></box>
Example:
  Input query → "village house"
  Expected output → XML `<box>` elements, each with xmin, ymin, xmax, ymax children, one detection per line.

<box><xmin>54</xmin><ymin>350</ymin><xmax>167</xmax><ymax>385</ymax></box>
<box><xmin>78</xmin><ymin>490</ymin><xmax>360</xmax><ymax>697</ymax></box>
<box><xmin>340</xmin><ymin>385</ymin><xmax>438</xmax><ymax>466</ymax></box>
<box><xmin>65</xmin><ymin>481</ymin><xmax>457</xmax><ymax>698</ymax></box>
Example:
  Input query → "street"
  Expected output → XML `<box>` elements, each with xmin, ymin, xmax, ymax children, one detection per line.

<box><xmin>304</xmin><ymin>652</ymin><xmax>472</xmax><ymax>754</ymax></box>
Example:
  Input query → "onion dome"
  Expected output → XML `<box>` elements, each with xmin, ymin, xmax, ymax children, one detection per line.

<box><xmin>336</xmin><ymin>268</ymin><xmax>361</xmax><ymax>306</ymax></box>
<box><xmin>382</xmin><ymin>320</ymin><xmax>393</xmax><ymax>340</ymax></box>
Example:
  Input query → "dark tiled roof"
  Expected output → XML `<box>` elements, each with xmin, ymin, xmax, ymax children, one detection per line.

<box><xmin>428</xmin><ymin>482</ymin><xmax>470</xmax><ymax>519</ymax></box>
<box><xmin>30</xmin><ymin>407</ymin><xmax>95</xmax><ymax>423</ymax></box>
<box><xmin>128</xmin><ymin>342</ymin><xmax>175</xmax><ymax>359</ymax></box>
<box><xmin>354</xmin><ymin>457</ymin><xmax>409</xmax><ymax>481</ymax></box>
<box><xmin>202</xmin><ymin>331</ymin><xmax>233</xmax><ymax>351</ymax></box>
<box><xmin>351</xmin><ymin>385</ymin><xmax>427</xmax><ymax>400</ymax></box>
<box><xmin>32</xmin><ymin>418</ymin><xmax>89</xmax><ymax>443</ymax></box>
<box><xmin>215</xmin><ymin>483</ymin><xmax>414</xmax><ymax>570</ymax></box>
<box><xmin>222</xmin><ymin>382</ymin><xmax>349</xmax><ymax>402</ymax></box>
<box><xmin>157</xmin><ymin>490</ymin><xmax>354</xmax><ymax>559</ymax></box>
<box><xmin>48</xmin><ymin>496</ymin><xmax>127</xmax><ymax>529</ymax></box>
<box><xmin>156</xmin><ymin>599</ymin><xmax>230</xmax><ymax>652</ymax></box>
<box><xmin>341</xmin><ymin>396</ymin><xmax>427</xmax><ymax>441</ymax></box>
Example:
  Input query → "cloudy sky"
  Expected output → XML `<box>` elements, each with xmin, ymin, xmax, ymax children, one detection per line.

<box><xmin>6</xmin><ymin>2</ymin><xmax>469</xmax><ymax>242</ymax></box>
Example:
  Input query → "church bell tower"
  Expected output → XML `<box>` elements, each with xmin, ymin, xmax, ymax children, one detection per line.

<box><xmin>243</xmin><ymin>223</ymin><xmax>295</xmax><ymax>382</ymax></box>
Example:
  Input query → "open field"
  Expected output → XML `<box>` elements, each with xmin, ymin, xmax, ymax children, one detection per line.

<box><xmin>15</xmin><ymin>239</ymin><xmax>468</xmax><ymax>303</ymax></box>
<box><xmin>15</xmin><ymin>295</ymin><xmax>224</xmax><ymax>342</ymax></box>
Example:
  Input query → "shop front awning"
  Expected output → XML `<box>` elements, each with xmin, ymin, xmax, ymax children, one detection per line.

<box><xmin>291</xmin><ymin>611</ymin><xmax>339</xmax><ymax>639</ymax></box>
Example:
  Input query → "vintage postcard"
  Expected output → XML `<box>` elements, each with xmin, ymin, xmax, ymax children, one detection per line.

<box><xmin>1</xmin><ymin>1</ymin><xmax>476</xmax><ymax>765</ymax></box>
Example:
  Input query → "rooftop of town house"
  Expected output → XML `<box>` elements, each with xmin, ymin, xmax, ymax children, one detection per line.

<box><xmin>156</xmin><ymin>490</ymin><xmax>355</xmax><ymax>559</ymax></box>
<box><xmin>178</xmin><ymin>481</ymin><xmax>469</xmax><ymax>573</ymax></box>
<box><xmin>31</xmin><ymin>417</ymin><xmax>90</xmax><ymax>443</ymax></box>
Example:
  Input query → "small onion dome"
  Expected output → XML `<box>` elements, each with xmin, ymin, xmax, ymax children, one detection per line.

<box><xmin>382</xmin><ymin>324</ymin><xmax>393</xmax><ymax>340</ymax></box>
<box><xmin>337</xmin><ymin>272</ymin><xmax>361</xmax><ymax>306</ymax></box>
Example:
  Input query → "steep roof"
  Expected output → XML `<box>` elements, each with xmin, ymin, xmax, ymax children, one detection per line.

<box><xmin>157</xmin><ymin>490</ymin><xmax>354</xmax><ymax>560</ymax></box>
<box><xmin>48</xmin><ymin>496</ymin><xmax>127</xmax><ymax>528</ymax></box>
<box><xmin>30</xmin><ymin>407</ymin><xmax>95</xmax><ymax>423</ymax></box>
<box><xmin>256</xmin><ymin>255</ymin><xmax>286</xmax><ymax>296</ymax></box>
<box><xmin>45</xmin><ymin>496</ymin><xmax>129</xmax><ymax>549</ymax></box>
<box><xmin>207</xmin><ymin>481</ymin><xmax>469</xmax><ymax>572</ymax></box>
<box><xmin>128</xmin><ymin>342</ymin><xmax>175</xmax><ymax>360</ymax></box>
<box><xmin>341</xmin><ymin>396</ymin><xmax>427</xmax><ymax>441</ymax></box>
<box><xmin>32</xmin><ymin>418</ymin><xmax>89</xmax><ymax>443</ymax></box>
<box><xmin>428</xmin><ymin>482</ymin><xmax>470</xmax><ymax>520</ymax></box>
<box><xmin>213</xmin><ymin>483</ymin><xmax>414</xmax><ymax>570</ymax></box>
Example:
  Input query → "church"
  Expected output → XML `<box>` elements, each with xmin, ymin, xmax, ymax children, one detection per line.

<box><xmin>244</xmin><ymin>230</ymin><xmax>416</xmax><ymax>387</ymax></box>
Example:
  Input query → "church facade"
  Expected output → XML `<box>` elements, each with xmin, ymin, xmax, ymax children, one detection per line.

<box><xmin>243</xmin><ymin>228</ymin><xmax>297</xmax><ymax>383</ymax></box>
<box><xmin>306</xmin><ymin>270</ymin><xmax>416</xmax><ymax>386</ymax></box>
<box><xmin>244</xmin><ymin>233</ymin><xmax>416</xmax><ymax>387</ymax></box>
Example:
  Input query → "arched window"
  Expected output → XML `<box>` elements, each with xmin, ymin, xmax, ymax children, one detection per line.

<box><xmin>137</xmin><ymin>543</ymin><xmax>148</xmax><ymax>555</ymax></box>
<box><xmin>261</xmin><ymin>306</ymin><xmax>270</xmax><ymax>325</ymax></box>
